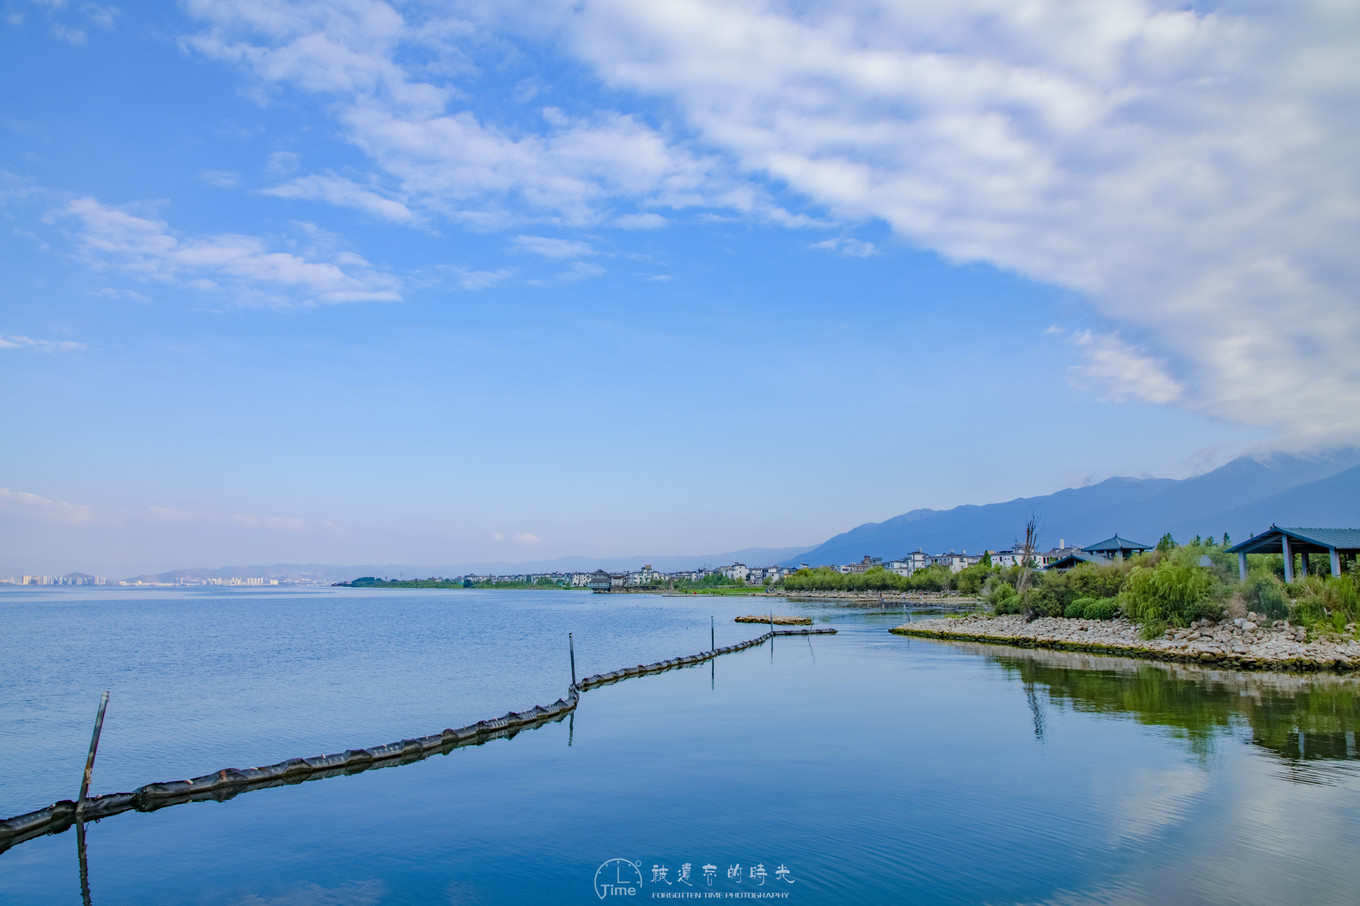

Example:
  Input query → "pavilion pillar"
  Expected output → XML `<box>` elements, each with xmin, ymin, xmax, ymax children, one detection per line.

<box><xmin>1331</xmin><ymin>547</ymin><xmax>1342</xmax><ymax>577</ymax></box>
<box><xmin>1301</xmin><ymin>552</ymin><xmax>1311</xmax><ymax>577</ymax></box>
<box><xmin>1282</xmin><ymin>535</ymin><xmax>1294</xmax><ymax>582</ymax></box>
<box><xmin>1238</xmin><ymin>552</ymin><xmax>1248</xmax><ymax>582</ymax></box>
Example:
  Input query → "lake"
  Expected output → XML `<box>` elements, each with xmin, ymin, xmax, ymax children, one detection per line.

<box><xmin>2</xmin><ymin>586</ymin><xmax>1358</xmax><ymax>904</ymax></box>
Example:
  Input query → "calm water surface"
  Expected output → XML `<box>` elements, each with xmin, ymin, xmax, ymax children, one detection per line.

<box><xmin>1</xmin><ymin>587</ymin><xmax>1358</xmax><ymax>904</ymax></box>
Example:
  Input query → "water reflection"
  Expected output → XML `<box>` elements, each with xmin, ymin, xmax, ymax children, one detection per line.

<box><xmin>75</xmin><ymin>821</ymin><xmax>91</xmax><ymax>906</ymax></box>
<box><xmin>1024</xmin><ymin>681</ymin><xmax>1048</xmax><ymax>743</ymax></box>
<box><xmin>969</xmin><ymin>643</ymin><xmax>1360</xmax><ymax>779</ymax></box>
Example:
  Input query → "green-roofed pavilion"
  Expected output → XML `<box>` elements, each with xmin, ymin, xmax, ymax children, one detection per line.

<box><xmin>1225</xmin><ymin>526</ymin><xmax>1360</xmax><ymax>581</ymax></box>
<box><xmin>1080</xmin><ymin>535</ymin><xmax>1153</xmax><ymax>561</ymax></box>
<box><xmin>1045</xmin><ymin>551</ymin><xmax>1104</xmax><ymax>572</ymax></box>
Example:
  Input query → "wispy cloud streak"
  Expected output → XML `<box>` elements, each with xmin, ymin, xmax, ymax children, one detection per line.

<box><xmin>57</xmin><ymin>196</ymin><xmax>400</xmax><ymax>305</ymax></box>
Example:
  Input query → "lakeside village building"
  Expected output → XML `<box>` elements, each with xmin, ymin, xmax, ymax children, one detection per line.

<box><xmin>489</xmin><ymin>534</ymin><xmax>1235</xmax><ymax>591</ymax></box>
<box><xmin>467</xmin><ymin>540</ymin><xmax>1100</xmax><ymax>591</ymax></box>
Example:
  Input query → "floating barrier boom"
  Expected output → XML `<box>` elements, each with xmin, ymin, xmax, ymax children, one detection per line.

<box><xmin>0</xmin><ymin>626</ymin><xmax>834</xmax><ymax>854</ymax></box>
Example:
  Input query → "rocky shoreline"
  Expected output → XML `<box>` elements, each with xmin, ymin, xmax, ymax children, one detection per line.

<box><xmin>892</xmin><ymin>613</ymin><xmax>1360</xmax><ymax>672</ymax></box>
<box><xmin>776</xmin><ymin>590</ymin><xmax>980</xmax><ymax>607</ymax></box>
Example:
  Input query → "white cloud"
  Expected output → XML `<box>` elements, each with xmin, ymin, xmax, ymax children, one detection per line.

<box><xmin>92</xmin><ymin>287</ymin><xmax>152</xmax><ymax>303</ymax></box>
<box><xmin>181</xmin><ymin>2</ymin><xmax>770</xmax><ymax>228</ymax></box>
<box><xmin>1062</xmin><ymin>329</ymin><xmax>1184</xmax><ymax>404</ymax></box>
<box><xmin>0</xmin><ymin>487</ymin><xmax>93</xmax><ymax>524</ymax></box>
<box><xmin>612</xmin><ymin>212</ymin><xmax>668</xmax><ymax>229</ymax></box>
<box><xmin>545</xmin><ymin>0</ymin><xmax>1360</xmax><ymax>445</ymax></box>
<box><xmin>512</xmin><ymin>78</ymin><xmax>539</xmax><ymax>103</ymax></box>
<box><xmin>52</xmin><ymin>24</ymin><xmax>87</xmax><ymax>44</ymax></box>
<box><xmin>199</xmin><ymin>169</ymin><xmax>241</xmax><ymax>188</ymax></box>
<box><xmin>813</xmin><ymin>236</ymin><xmax>876</xmax><ymax>258</ymax></box>
<box><xmin>511</xmin><ymin>234</ymin><xmax>595</xmax><ymax>259</ymax></box>
<box><xmin>177</xmin><ymin>0</ymin><xmax>1360</xmax><ymax>445</ymax></box>
<box><xmin>266</xmin><ymin>151</ymin><xmax>301</xmax><ymax>176</ymax></box>
<box><xmin>263</xmin><ymin>173</ymin><xmax>416</xmax><ymax>224</ymax></box>
<box><xmin>19</xmin><ymin>0</ymin><xmax>118</xmax><ymax>46</ymax></box>
<box><xmin>57</xmin><ymin>196</ymin><xmax>401</xmax><ymax>305</ymax></box>
<box><xmin>559</xmin><ymin>260</ymin><xmax>605</xmax><ymax>282</ymax></box>
<box><xmin>455</xmin><ymin>267</ymin><xmax>511</xmax><ymax>290</ymax></box>
<box><xmin>0</xmin><ymin>333</ymin><xmax>86</xmax><ymax>352</ymax></box>
<box><xmin>513</xmin><ymin>532</ymin><xmax>540</xmax><ymax>543</ymax></box>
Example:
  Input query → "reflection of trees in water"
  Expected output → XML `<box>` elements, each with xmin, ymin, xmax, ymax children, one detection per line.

<box><xmin>972</xmin><ymin>644</ymin><xmax>1360</xmax><ymax>776</ymax></box>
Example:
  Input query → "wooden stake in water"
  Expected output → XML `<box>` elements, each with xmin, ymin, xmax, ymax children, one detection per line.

<box><xmin>711</xmin><ymin>616</ymin><xmax>715</xmax><ymax>652</ymax></box>
<box><xmin>568</xmin><ymin>633</ymin><xmax>577</xmax><ymax>689</ymax></box>
<box><xmin>77</xmin><ymin>692</ymin><xmax>109</xmax><ymax>817</ymax></box>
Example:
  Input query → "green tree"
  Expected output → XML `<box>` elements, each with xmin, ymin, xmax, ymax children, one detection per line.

<box><xmin>955</xmin><ymin>562</ymin><xmax>991</xmax><ymax>595</ymax></box>
<box><xmin>1156</xmin><ymin>533</ymin><xmax>1176</xmax><ymax>553</ymax></box>
<box><xmin>1120</xmin><ymin>555</ymin><xmax>1223</xmax><ymax>635</ymax></box>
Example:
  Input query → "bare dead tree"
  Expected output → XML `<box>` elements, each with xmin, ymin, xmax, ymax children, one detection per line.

<box><xmin>1016</xmin><ymin>515</ymin><xmax>1040</xmax><ymax>621</ymax></box>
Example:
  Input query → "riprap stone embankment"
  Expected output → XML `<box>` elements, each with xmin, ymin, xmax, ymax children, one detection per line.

<box><xmin>892</xmin><ymin>613</ymin><xmax>1360</xmax><ymax>671</ymax></box>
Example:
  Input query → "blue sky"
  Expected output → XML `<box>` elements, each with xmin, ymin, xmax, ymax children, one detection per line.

<box><xmin>2</xmin><ymin>1</ymin><xmax>1356</xmax><ymax>576</ymax></box>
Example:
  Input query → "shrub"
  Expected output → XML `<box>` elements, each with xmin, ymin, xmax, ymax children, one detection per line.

<box><xmin>1022</xmin><ymin>584</ymin><xmax>1064</xmax><ymax>618</ymax></box>
<box><xmin>1085</xmin><ymin>597</ymin><xmax>1119</xmax><ymax>620</ymax></box>
<box><xmin>908</xmin><ymin>564</ymin><xmax>953</xmax><ymax>593</ymax></box>
<box><xmin>989</xmin><ymin>582</ymin><xmax>1021</xmax><ymax>614</ymax></box>
<box><xmin>955</xmin><ymin>562</ymin><xmax>991</xmax><ymax>595</ymax></box>
<box><xmin>1063</xmin><ymin>596</ymin><xmax>1119</xmax><ymax>620</ymax></box>
<box><xmin>1288</xmin><ymin>575</ymin><xmax>1359</xmax><ymax>630</ymax></box>
<box><xmin>1065</xmin><ymin>597</ymin><xmax>1094</xmax><ymax>619</ymax></box>
<box><xmin>1240</xmin><ymin>574</ymin><xmax>1289</xmax><ymax>621</ymax></box>
<box><xmin>1292</xmin><ymin>594</ymin><xmax>1326</xmax><ymax>629</ymax></box>
<box><xmin>1066</xmin><ymin>561</ymin><xmax>1130</xmax><ymax>601</ymax></box>
<box><xmin>1120</xmin><ymin>558</ymin><xmax>1222</xmax><ymax>628</ymax></box>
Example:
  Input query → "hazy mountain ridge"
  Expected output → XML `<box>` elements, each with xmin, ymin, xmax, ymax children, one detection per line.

<box><xmin>111</xmin><ymin>452</ymin><xmax>1360</xmax><ymax>583</ymax></box>
<box><xmin>785</xmin><ymin>451</ymin><xmax>1360</xmax><ymax>567</ymax></box>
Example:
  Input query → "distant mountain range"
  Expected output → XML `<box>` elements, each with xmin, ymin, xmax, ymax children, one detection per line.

<box><xmin>783</xmin><ymin>450</ymin><xmax>1360</xmax><ymax>567</ymax></box>
<box><xmin>117</xmin><ymin>450</ymin><xmax>1360</xmax><ymax>583</ymax></box>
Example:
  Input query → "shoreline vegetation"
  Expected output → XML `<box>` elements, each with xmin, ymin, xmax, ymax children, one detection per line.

<box><xmin>886</xmin><ymin>536</ymin><xmax>1360</xmax><ymax>672</ymax></box>
<box><xmin>336</xmin><ymin>577</ymin><xmax>979</xmax><ymax>607</ymax></box>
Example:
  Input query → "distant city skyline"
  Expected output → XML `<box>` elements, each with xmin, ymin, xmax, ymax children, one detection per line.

<box><xmin>3</xmin><ymin>2</ymin><xmax>1357</xmax><ymax>577</ymax></box>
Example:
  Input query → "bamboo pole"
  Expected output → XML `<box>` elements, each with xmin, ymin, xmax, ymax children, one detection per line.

<box><xmin>568</xmin><ymin>633</ymin><xmax>576</xmax><ymax>689</ymax></box>
<box><xmin>76</xmin><ymin>692</ymin><xmax>109</xmax><ymax>817</ymax></box>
